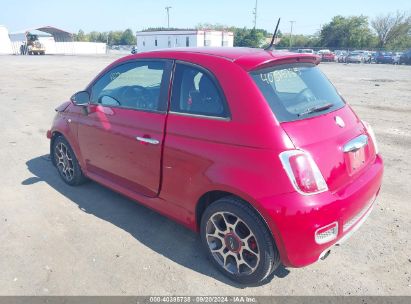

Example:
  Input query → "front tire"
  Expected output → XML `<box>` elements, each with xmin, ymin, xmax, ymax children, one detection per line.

<box><xmin>52</xmin><ymin>136</ymin><xmax>87</xmax><ymax>186</ymax></box>
<box><xmin>200</xmin><ymin>196</ymin><xmax>280</xmax><ymax>285</ymax></box>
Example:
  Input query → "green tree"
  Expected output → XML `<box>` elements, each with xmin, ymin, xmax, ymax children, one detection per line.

<box><xmin>320</xmin><ymin>15</ymin><xmax>375</xmax><ymax>48</ymax></box>
<box><xmin>75</xmin><ymin>29</ymin><xmax>87</xmax><ymax>42</ymax></box>
<box><xmin>277</xmin><ymin>34</ymin><xmax>321</xmax><ymax>48</ymax></box>
<box><xmin>232</xmin><ymin>28</ymin><xmax>266</xmax><ymax>47</ymax></box>
<box><xmin>108</xmin><ymin>31</ymin><xmax>123</xmax><ymax>45</ymax></box>
<box><xmin>371</xmin><ymin>11</ymin><xmax>411</xmax><ymax>49</ymax></box>
<box><xmin>98</xmin><ymin>32</ymin><xmax>109</xmax><ymax>43</ymax></box>
<box><xmin>88</xmin><ymin>31</ymin><xmax>100</xmax><ymax>42</ymax></box>
<box><xmin>233</xmin><ymin>28</ymin><xmax>250</xmax><ymax>46</ymax></box>
<box><xmin>121</xmin><ymin>29</ymin><xmax>136</xmax><ymax>45</ymax></box>
<box><xmin>242</xmin><ymin>28</ymin><xmax>265</xmax><ymax>47</ymax></box>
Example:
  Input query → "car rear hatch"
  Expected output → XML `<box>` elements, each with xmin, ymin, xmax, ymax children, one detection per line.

<box><xmin>250</xmin><ymin>62</ymin><xmax>377</xmax><ymax>193</ymax></box>
<box><xmin>280</xmin><ymin>106</ymin><xmax>376</xmax><ymax>192</ymax></box>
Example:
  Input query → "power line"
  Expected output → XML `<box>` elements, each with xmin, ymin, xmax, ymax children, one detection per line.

<box><xmin>165</xmin><ymin>6</ymin><xmax>172</xmax><ymax>29</ymax></box>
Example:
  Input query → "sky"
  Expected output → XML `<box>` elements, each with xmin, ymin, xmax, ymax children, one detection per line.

<box><xmin>0</xmin><ymin>0</ymin><xmax>410</xmax><ymax>35</ymax></box>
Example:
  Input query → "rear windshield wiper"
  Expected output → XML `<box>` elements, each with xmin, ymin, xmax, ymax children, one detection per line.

<box><xmin>298</xmin><ymin>103</ymin><xmax>333</xmax><ymax>117</ymax></box>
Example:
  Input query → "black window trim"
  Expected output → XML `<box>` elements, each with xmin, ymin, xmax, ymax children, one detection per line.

<box><xmin>87</xmin><ymin>58</ymin><xmax>173</xmax><ymax>114</ymax></box>
<box><xmin>169</xmin><ymin>60</ymin><xmax>231</xmax><ymax>121</ymax></box>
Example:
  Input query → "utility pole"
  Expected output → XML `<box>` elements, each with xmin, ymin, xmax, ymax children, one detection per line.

<box><xmin>289</xmin><ymin>20</ymin><xmax>296</xmax><ymax>49</ymax></box>
<box><xmin>252</xmin><ymin>0</ymin><xmax>258</xmax><ymax>29</ymax></box>
<box><xmin>165</xmin><ymin>6</ymin><xmax>172</xmax><ymax>29</ymax></box>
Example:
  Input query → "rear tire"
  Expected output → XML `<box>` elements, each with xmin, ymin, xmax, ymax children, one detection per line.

<box><xmin>200</xmin><ymin>196</ymin><xmax>280</xmax><ymax>285</ymax></box>
<box><xmin>52</xmin><ymin>136</ymin><xmax>87</xmax><ymax>186</ymax></box>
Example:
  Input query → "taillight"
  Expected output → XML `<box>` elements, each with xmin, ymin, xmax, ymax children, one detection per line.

<box><xmin>279</xmin><ymin>150</ymin><xmax>328</xmax><ymax>195</ymax></box>
<box><xmin>362</xmin><ymin>120</ymin><xmax>379</xmax><ymax>154</ymax></box>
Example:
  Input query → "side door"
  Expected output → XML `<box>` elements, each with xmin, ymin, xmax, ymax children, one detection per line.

<box><xmin>77</xmin><ymin>59</ymin><xmax>173</xmax><ymax>197</ymax></box>
<box><xmin>161</xmin><ymin>62</ymin><xmax>231</xmax><ymax>205</ymax></box>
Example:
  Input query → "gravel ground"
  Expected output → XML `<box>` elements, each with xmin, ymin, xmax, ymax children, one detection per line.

<box><xmin>0</xmin><ymin>55</ymin><xmax>410</xmax><ymax>295</ymax></box>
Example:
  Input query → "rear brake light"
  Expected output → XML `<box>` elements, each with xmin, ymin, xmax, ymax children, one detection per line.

<box><xmin>279</xmin><ymin>150</ymin><xmax>328</xmax><ymax>195</ymax></box>
<box><xmin>362</xmin><ymin>120</ymin><xmax>379</xmax><ymax>154</ymax></box>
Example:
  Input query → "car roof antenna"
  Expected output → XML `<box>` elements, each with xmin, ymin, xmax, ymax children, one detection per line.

<box><xmin>265</xmin><ymin>18</ymin><xmax>281</xmax><ymax>51</ymax></box>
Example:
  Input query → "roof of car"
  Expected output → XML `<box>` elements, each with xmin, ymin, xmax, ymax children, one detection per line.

<box><xmin>151</xmin><ymin>47</ymin><xmax>279</xmax><ymax>60</ymax></box>
<box><xmin>127</xmin><ymin>47</ymin><xmax>320</xmax><ymax>71</ymax></box>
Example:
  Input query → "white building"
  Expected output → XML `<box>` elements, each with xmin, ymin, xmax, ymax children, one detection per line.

<box><xmin>0</xmin><ymin>25</ymin><xmax>12</xmax><ymax>54</ymax></box>
<box><xmin>136</xmin><ymin>30</ymin><xmax>234</xmax><ymax>52</ymax></box>
<box><xmin>9</xmin><ymin>26</ymin><xmax>107</xmax><ymax>55</ymax></box>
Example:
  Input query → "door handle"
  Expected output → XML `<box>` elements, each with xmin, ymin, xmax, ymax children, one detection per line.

<box><xmin>343</xmin><ymin>134</ymin><xmax>368</xmax><ymax>153</ymax></box>
<box><xmin>136</xmin><ymin>136</ymin><xmax>160</xmax><ymax>145</ymax></box>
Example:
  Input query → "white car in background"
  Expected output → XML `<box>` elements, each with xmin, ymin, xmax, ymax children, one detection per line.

<box><xmin>297</xmin><ymin>48</ymin><xmax>315</xmax><ymax>54</ymax></box>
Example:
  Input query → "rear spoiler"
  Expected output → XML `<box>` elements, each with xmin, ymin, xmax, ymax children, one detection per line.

<box><xmin>248</xmin><ymin>55</ymin><xmax>321</xmax><ymax>72</ymax></box>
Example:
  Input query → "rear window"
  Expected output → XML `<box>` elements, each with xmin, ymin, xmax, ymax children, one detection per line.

<box><xmin>250</xmin><ymin>63</ymin><xmax>345</xmax><ymax>122</ymax></box>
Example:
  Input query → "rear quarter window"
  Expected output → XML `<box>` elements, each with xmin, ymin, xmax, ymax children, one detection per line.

<box><xmin>170</xmin><ymin>63</ymin><xmax>229</xmax><ymax>118</ymax></box>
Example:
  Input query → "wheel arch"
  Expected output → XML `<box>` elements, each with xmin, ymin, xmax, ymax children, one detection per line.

<box><xmin>49</xmin><ymin>129</ymin><xmax>84</xmax><ymax>171</ymax></box>
<box><xmin>195</xmin><ymin>189</ymin><xmax>284</xmax><ymax>260</ymax></box>
<box><xmin>50</xmin><ymin>131</ymin><xmax>64</xmax><ymax>165</ymax></box>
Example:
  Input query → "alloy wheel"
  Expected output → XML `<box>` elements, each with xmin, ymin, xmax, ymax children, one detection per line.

<box><xmin>55</xmin><ymin>142</ymin><xmax>75</xmax><ymax>182</ymax></box>
<box><xmin>205</xmin><ymin>212</ymin><xmax>260</xmax><ymax>275</ymax></box>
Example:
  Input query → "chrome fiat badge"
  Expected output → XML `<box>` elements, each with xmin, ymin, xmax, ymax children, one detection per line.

<box><xmin>335</xmin><ymin>116</ymin><xmax>345</xmax><ymax>128</ymax></box>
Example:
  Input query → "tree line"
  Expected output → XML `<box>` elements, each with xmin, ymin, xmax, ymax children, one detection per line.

<box><xmin>277</xmin><ymin>11</ymin><xmax>411</xmax><ymax>50</ymax></box>
<box><xmin>73</xmin><ymin>29</ymin><xmax>136</xmax><ymax>45</ymax></box>
<box><xmin>218</xmin><ymin>11</ymin><xmax>410</xmax><ymax>50</ymax></box>
<box><xmin>74</xmin><ymin>10</ymin><xmax>410</xmax><ymax>50</ymax></box>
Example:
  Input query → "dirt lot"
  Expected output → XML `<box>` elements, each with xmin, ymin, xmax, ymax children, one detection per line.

<box><xmin>0</xmin><ymin>55</ymin><xmax>410</xmax><ymax>295</ymax></box>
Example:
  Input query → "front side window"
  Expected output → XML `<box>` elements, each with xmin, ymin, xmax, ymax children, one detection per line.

<box><xmin>171</xmin><ymin>63</ymin><xmax>228</xmax><ymax>118</ymax></box>
<box><xmin>91</xmin><ymin>60</ymin><xmax>168</xmax><ymax>112</ymax></box>
<box><xmin>250</xmin><ymin>63</ymin><xmax>345</xmax><ymax>122</ymax></box>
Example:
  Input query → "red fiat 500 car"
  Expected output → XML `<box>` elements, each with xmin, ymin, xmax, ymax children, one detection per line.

<box><xmin>47</xmin><ymin>48</ymin><xmax>383</xmax><ymax>285</ymax></box>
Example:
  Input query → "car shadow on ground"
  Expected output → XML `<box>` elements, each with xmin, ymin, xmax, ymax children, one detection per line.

<box><xmin>22</xmin><ymin>155</ymin><xmax>290</xmax><ymax>287</ymax></box>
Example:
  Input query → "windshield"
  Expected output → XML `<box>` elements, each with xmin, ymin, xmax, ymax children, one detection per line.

<box><xmin>250</xmin><ymin>63</ymin><xmax>345</xmax><ymax>122</ymax></box>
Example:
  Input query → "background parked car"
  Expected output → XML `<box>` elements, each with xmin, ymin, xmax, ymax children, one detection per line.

<box><xmin>399</xmin><ymin>49</ymin><xmax>411</xmax><ymax>64</ymax></box>
<box><xmin>335</xmin><ymin>50</ymin><xmax>348</xmax><ymax>62</ymax></box>
<box><xmin>316</xmin><ymin>49</ymin><xmax>334</xmax><ymax>62</ymax></box>
<box><xmin>392</xmin><ymin>52</ymin><xmax>403</xmax><ymax>64</ymax></box>
<box><xmin>375</xmin><ymin>52</ymin><xmax>394</xmax><ymax>64</ymax></box>
<box><xmin>361</xmin><ymin>51</ymin><xmax>372</xmax><ymax>63</ymax></box>
<box><xmin>371</xmin><ymin>51</ymin><xmax>378</xmax><ymax>63</ymax></box>
<box><xmin>321</xmin><ymin>51</ymin><xmax>336</xmax><ymax>62</ymax></box>
<box><xmin>297</xmin><ymin>49</ymin><xmax>315</xmax><ymax>54</ymax></box>
<box><xmin>346</xmin><ymin>51</ymin><xmax>365</xmax><ymax>63</ymax></box>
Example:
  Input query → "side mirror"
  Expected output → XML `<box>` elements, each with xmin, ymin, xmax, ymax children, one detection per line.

<box><xmin>71</xmin><ymin>91</ymin><xmax>90</xmax><ymax>106</ymax></box>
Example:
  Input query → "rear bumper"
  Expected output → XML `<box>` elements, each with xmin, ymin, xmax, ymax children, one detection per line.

<box><xmin>260</xmin><ymin>154</ymin><xmax>383</xmax><ymax>268</ymax></box>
